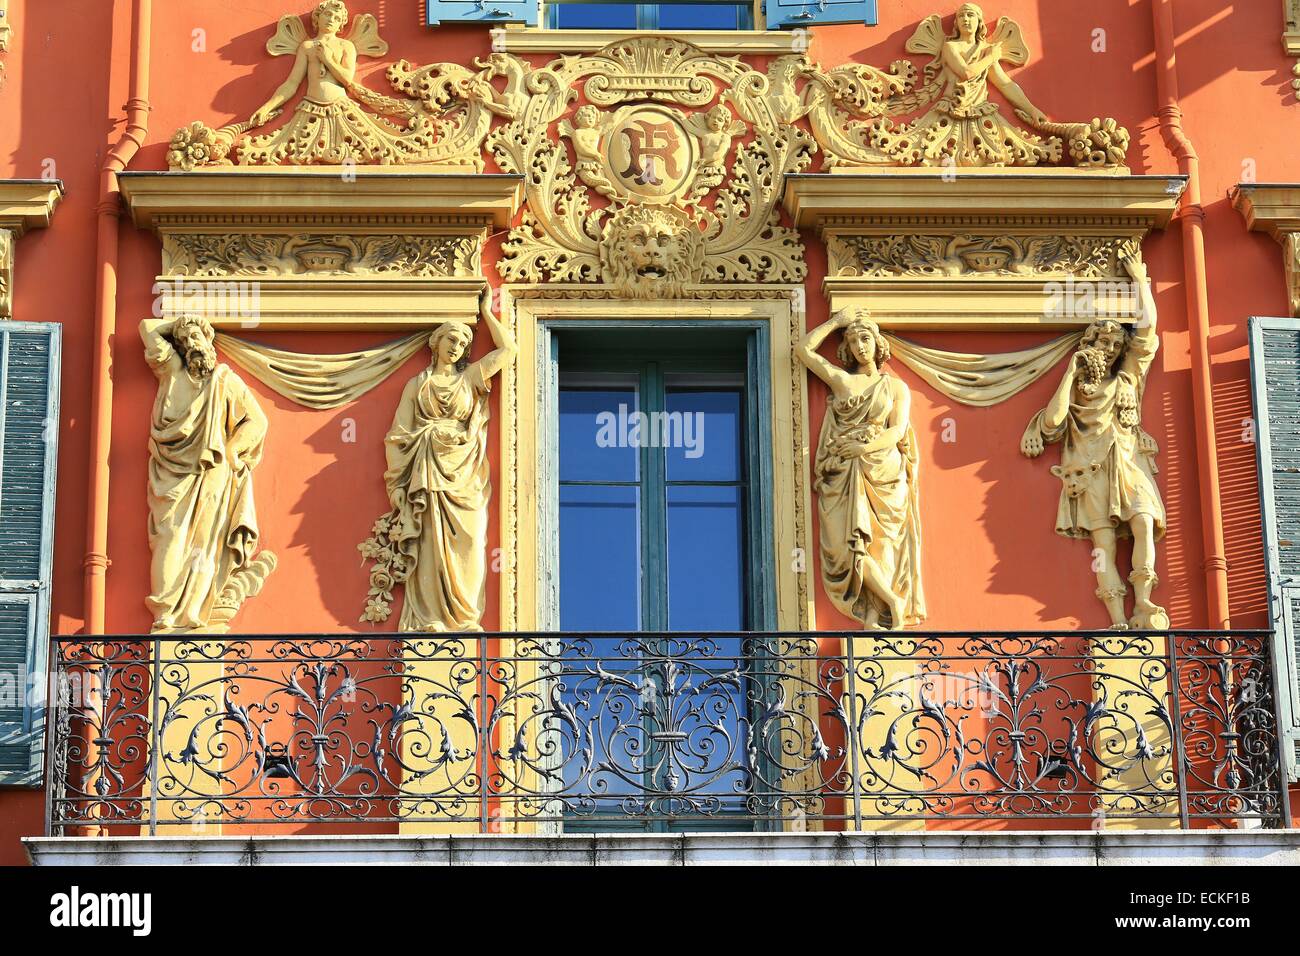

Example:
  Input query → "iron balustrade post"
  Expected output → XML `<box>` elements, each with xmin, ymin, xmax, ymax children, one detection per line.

<box><xmin>480</xmin><ymin>636</ymin><xmax>489</xmax><ymax>834</ymax></box>
<box><xmin>1267</xmin><ymin>630</ymin><xmax>1295</xmax><ymax>830</ymax></box>
<box><xmin>844</xmin><ymin>635</ymin><xmax>863</xmax><ymax>831</ymax></box>
<box><xmin>1166</xmin><ymin>633</ymin><xmax>1190</xmax><ymax>829</ymax></box>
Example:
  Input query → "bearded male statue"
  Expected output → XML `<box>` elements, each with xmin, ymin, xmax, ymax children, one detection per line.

<box><xmin>1020</xmin><ymin>255</ymin><xmax>1167</xmax><ymax>630</ymax></box>
<box><xmin>139</xmin><ymin>314</ymin><xmax>276</xmax><ymax>633</ymax></box>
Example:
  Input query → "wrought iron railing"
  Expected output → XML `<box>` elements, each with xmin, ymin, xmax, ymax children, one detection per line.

<box><xmin>45</xmin><ymin>631</ymin><xmax>1292</xmax><ymax>834</ymax></box>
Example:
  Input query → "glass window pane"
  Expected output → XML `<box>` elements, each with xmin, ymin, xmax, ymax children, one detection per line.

<box><xmin>657</xmin><ymin>3</ymin><xmax>746</xmax><ymax>30</ymax></box>
<box><xmin>560</xmin><ymin>484</ymin><xmax>641</xmax><ymax>631</ymax></box>
<box><xmin>664</xmin><ymin>388</ymin><xmax>742</xmax><ymax>483</ymax></box>
<box><xmin>552</xmin><ymin>3</ymin><xmax>638</xmax><ymax>29</ymax></box>
<box><xmin>667</xmin><ymin>485</ymin><xmax>745</xmax><ymax>631</ymax></box>
<box><xmin>560</xmin><ymin>387</ymin><xmax>638</xmax><ymax>483</ymax></box>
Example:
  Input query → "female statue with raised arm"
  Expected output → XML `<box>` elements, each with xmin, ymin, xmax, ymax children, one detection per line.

<box><xmin>360</xmin><ymin>299</ymin><xmax>517</xmax><ymax>632</ymax></box>
<box><xmin>799</xmin><ymin>309</ymin><xmax>925</xmax><ymax>630</ymax></box>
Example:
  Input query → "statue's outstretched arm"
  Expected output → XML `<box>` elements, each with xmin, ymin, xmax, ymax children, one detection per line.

<box><xmin>251</xmin><ymin>49</ymin><xmax>308</xmax><ymax>127</ymax></box>
<box><xmin>473</xmin><ymin>297</ymin><xmax>518</xmax><ymax>383</ymax></box>
<box><xmin>798</xmin><ymin>314</ymin><xmax>854</xmax><ymax>399</ymax></box>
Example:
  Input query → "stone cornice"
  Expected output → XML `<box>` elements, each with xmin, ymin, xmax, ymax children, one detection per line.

<box><xmin>1232</xmin><ymin>183</ymin><xmax>1300</xmax><ymax>236</ymax></box>
<box><xmin>783</xmin><ymin>172</ymin><xmax>1187</xmax><ymax>231</ymax></box>
<box><xmin>494</xmin><ymin>26</ymin><xmax>800</xmax><ymax>55</ymax></box>
<box><xmin>119</xmin><ymin>171</ymin><xmax>524</xmax><ymax>230</ymax></box>
<box><xmin>0</xmin><ymin>180</ymin><xmax>65</xmax><ymax>236</ymax></box>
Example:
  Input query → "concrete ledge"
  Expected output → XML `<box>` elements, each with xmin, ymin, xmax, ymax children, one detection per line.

<box><xmin>24</xmin><ymin>830</ymin><xmax>1300</xmax><ymax>866</ymax></box>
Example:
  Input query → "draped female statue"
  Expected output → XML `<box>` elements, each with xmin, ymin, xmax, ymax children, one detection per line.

<box><xmin>359</xmin><ymin>301</ymin><xmax>516</xmax><ymax>631</ymax></box>
<box><xmin>799</xmin><ymin>309</ymin><xmax>925</xmax><ymax>630</ymax></box>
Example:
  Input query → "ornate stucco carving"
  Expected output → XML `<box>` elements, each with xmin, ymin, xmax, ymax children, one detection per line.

<box><xmin>1020</xmin><ymin>256</ymin><xmax>1167</xmax><ymax>631</ymax></box>
<box><xmin>828</xmin><ymin>233</ymin><xmax>1141</xmax><ymax>279</ymax></box>
<box><xmin>162</xmin><ymin>233</ymin><xmax>480</xmax><ymax>278</ymax></box>
<box><xmin>488</xmin><ymin>39</ymin><xmax>813</xmax><ymax>297</ymax></box>
<box><xmin>795</xmin><ymin>5</ymin><xmax>1129</xmax><ymax>169</ymax></box>
<box><xmin>161</xmin><ymin>7</ymin><xmax>1134</xmax><ymax>299</ymax></box>
<box><xmin>140</xmin><ymin>314</ymin><xmax>277</xmax><ymax>633</ymax></box>
<box><xmin>167</xmin><ymin>3</ymin><xmax>526</xmax><ymax>171</ymax></box>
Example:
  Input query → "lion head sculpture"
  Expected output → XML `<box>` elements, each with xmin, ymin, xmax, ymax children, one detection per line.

<box><xmin>599</xmin><ymin>204</ymin><xmax>705</xmax><ymax>299</ymax></box>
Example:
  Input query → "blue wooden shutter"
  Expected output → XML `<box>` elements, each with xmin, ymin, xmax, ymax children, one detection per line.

<box><xmin>0</xmin><ymin>322</ymin><xmax>61</xmax><ymax>787</ymax></box>
<box><xmin>765</xmin><ymin>0</ymin><xmax>877</xmax><ymax>29</ymax></box>
<box><xmin>1249</xmin><ymin>316</ymin><xmax>1300</xmax><ymax>782</ymax></box>
<box><xmin>426</xmin><ymin>0</ymin><xmax>538</xmax><ymax>27</ymax></box>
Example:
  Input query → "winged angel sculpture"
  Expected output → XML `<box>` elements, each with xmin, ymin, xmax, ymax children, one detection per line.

<box><xmin>794</xmin><ymin>3</ymin><xmax>1130</xmax><ymax>169</ymax></box>
<box><xmin>166</xmin><ymin>0</ymin><xmax>524</xmax><ymax>171</ymax></box>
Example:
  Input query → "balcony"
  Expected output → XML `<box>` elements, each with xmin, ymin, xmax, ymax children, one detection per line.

<box><xmin>37</xmin><ymin>630</ymin><xmax>1292</xmax><ymax>851</ymax></box>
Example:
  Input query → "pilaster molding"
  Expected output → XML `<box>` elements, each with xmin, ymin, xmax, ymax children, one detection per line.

<box><xmin>1233</xmin><ymin>183</ymin><xmax>1300</xmax><ymax>315</ymax></box>
<box><xmin>119</xmin><ymin>171</ymin><xmax>523</xmax><ymax>330</ymax></box>
<box><xmin>785</xmin><ymin>172</ymin><xmax>1186</xmax><ymax>330</ymax></box>
<box><xmin>0</xmin><ymin>179</ymin><xmax>64</xmax><ymax>317</ymax></box>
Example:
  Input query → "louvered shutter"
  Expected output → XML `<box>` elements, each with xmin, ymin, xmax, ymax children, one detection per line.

<box><xmin>1249</xmin><ymin>316</ymin><xmax>1300</xmax><ymax>781</ymax></box>
<box><xmin>765</xmin><ymin>0</ymin><xmax>877</xmax><ymax>29</ymax></box>
<box><xmin>0</xmin><ymin>322</ymin><xmax>60</xmax><ymax>787</ymax></box>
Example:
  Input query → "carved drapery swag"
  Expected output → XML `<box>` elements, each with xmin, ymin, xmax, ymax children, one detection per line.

<box><xmin>885</xmin><ymin>331</ymin><xmax>1084</xmax><ymax>407</ymax></box>
<box><xmin>167</xmin><ymin>6</ymin><xmax>1130</xmax><ymax>298</ymax></box>
<box><xmin>214</xmin><ymin>332</ymin><xmax>427</xmax><ymax>409</ymax></box>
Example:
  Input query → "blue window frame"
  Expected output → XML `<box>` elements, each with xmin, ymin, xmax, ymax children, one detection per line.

<box><xmin>542</xmin><ymin>325</ymin><xmax>775</xmax><ymax>832</ymax></box>
<box><xmin>547</xmin><ymin>1</ymin><xmax>755</xmax><ymax>31</ymax></box>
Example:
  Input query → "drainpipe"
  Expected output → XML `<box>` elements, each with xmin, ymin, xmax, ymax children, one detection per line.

<box><xmin>1152</xmin><ymin>0</ymin><xmax>1230</xmax><ymax>628</ymax></box>
<box><xmin>84</xmin><ymin>0</ymin><xmax>150</xmax><ymax>634</ymax></box>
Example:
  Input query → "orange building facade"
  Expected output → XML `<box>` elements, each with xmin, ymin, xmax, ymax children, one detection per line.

<box><xmin>2</xmin><ymin>0</ymin><xmax>1299</xmax><ymax>865</ymax></box>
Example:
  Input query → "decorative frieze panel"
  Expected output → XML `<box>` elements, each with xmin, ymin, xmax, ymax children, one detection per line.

<box><xmin>828</xmin><ymin>233</ymin><xmax>1139</xmax><ymax>280</ymax></box>
<box><xmin>162</xmin><ymin>232</ymin><xmax>480</xmax><ymax>279</ymax></box>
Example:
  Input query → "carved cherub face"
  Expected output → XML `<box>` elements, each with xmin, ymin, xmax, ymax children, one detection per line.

<box><xmin>955</xmin><ymin>3</ymin><xmax>985</xmax><ymax>41</ymax></box>
<box><xmin>706</xmin><ymin>105</ymin><xmax>731</xmax><ymax>132</ymax></box>
<box><xmin>175</xmin><ymin>317</ymin><xmax>217</xmax><ymax>378</ymax></box>
<box><xmin>574</xmin><ymin>105</ymin><xmax>601</xmax><ymax>130</ymax></box>
<box><xmin>313</xmin><ymin>1</ymin><xmax>348</xmax><ymax>35</ymax></box>
<box><xmin>1051</xmin><ymin>461</ymin><xmax>1102</xmax><ymax>499</ymax></box>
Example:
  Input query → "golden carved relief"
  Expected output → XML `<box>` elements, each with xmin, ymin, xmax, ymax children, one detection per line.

<box><xmin>168</xmin><ymin>1</ymin><xmax>525</xmax><ymax>171</ymax></box>
<box><xmin>140</xmin><ymin>315</ymin><xmax>277</xmax><ymax>633</ymax></box>
<box><xmin>796</xmin><ymin>4</ymin><xmax>1129</xmax><ymax>169</ymax></box>
<box><xmin>490</xmin><ymin>37</ymin><xmax>812</xmax><ymax>297</ymax></box>
<box><xmin>799</xmin><ymin>309</ymin><xmax>925</xmax><ymax>630</ymax></box>
<box><xmin>162</xmin><ymin>232</ymin><xmax>480</xmax><ymax>279</ymax></box>
<box><xmin>358</xmin><ymin>301</ymin><xmax>517</xmax><ymax>631</ymax></box>
<box><xmin>1020</xmin><ymin>256</ymin><xmax>1167</xmax><ymax>631</ymax></box>
<box><xmin>828</xmin><ymin>233</ymin><xmax>1141</xmax><ymax>279</ymax></box>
